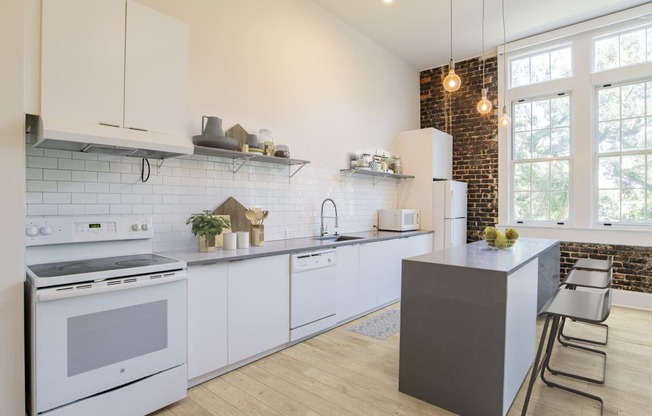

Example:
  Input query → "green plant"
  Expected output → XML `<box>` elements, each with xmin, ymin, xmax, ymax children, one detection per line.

<box><xmin>186</xmin><ymin>210</ymin><xmax>230</xmax><ymax>238</ymax></box>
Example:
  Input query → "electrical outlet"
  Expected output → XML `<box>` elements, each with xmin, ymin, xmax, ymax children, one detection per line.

<box><xmin>285</xmin><ymin>230</ymin><xmax>295</xmax><ymax>238</ymax></box>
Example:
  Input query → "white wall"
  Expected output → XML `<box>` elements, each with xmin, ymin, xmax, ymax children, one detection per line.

<box><xmin>136</xmin><ymin>0</ymin><xmax>419</xmax><ymax>168</ymax></box>
<box><xmin>0</xmin><ymin>0</ymin><xmax>26</xmax><ymax>414</ymax></box>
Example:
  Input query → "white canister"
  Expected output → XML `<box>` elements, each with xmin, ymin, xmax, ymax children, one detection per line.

<box><xmin>223</xmin><ymin>232</ymin><xmax>237</xmax><ymax>250</ymax></box>
<box><xmin>237</xmin><ymin>232</ymin><xmax>250</xmax><ymax>248</ymax></box>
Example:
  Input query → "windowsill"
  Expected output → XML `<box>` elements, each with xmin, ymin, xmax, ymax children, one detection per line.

<box><xmin>496</xmin><ymin>223</ymin><xmax>652</xmax><ymax>247</ymax></box>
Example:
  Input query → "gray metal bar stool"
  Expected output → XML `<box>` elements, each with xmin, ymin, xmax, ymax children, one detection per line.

<box><xmin>572</xmin><ymin>255</ymin><xmax>613</xmax><ymax>272</ymax></box>
<box><xmin>558</xmin><ymin>268</ymin><xmax>612</xmax><ymax>346</ymax></box>
<box><xmin>521</xmin><ymin>287</ymin><xmax>611</xmax><ymax>416</ymax></box>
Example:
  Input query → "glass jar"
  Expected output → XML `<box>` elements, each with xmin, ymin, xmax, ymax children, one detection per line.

<box><xmin>258</xmin><ymin>129</ymin><xmax>274</xmax><ymax>156</ymax></box>
<box><xmin>389</xmin><ymin>156</ymin><xmax>402</xmax><ymax>174</ymax></box>
<box><xmin>274</xmin><ymin>144</ymin><xmax>290</xmax><ymax>158</ymax></box>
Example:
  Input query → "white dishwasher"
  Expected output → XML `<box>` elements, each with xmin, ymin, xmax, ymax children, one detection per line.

<box><xmin>290</xmin><ymin>249</ymin><xmax>337</xmax><ymax>341</ymax></box>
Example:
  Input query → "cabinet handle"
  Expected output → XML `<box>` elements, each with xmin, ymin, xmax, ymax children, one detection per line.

<box><xmin>99</xmin><ymin>122</ymin><xmax>120</xmax><ymax>128</ymax></box>
<box><xmin>127</xmin><ymin>127</ymin><xmax>148</xmax><ymax>132</ymax></box>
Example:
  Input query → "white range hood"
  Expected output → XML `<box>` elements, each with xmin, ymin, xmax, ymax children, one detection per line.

<box><xmin>28</xmin><ymin>115</ymin><xmax>194</xmax><ymax>160</ymax></box>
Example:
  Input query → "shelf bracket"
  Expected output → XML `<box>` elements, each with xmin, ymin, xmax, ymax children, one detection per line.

<box><xmin>289</xmin><ymin>162</ymin><xmax>307</xmax><ymax>178</ymax></box>
<box><xmin>232</xmin><ymin>155</ymin><xmax>256</xmax><ymax>175</ymax></box>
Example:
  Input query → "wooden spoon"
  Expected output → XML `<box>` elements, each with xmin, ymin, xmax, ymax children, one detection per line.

<box><xmin>245</xmin><ymin>209</ymin><xmax>257</xmax><ymax>224</ymax></box>
<box><xmin>261</xmin><ymin>210</ymin><xmax>269</xmax><ymax>224</ymax></box>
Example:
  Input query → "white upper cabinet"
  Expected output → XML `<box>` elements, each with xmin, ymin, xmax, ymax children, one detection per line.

<box><xmin>39</xmin><ymin>0</ymin><xmax>190</xmax><ymax>153</ymax></box>
<box><xmin>41</xmin><ymin>0</ymin><xmax>125</xmax><ymax>127</ymax></box>
<box><xmin>124</xmin><ymin>1</ymin><xmax>188</xmax><ymax>135</ymax></box>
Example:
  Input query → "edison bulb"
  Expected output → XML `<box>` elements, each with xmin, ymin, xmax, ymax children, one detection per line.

<box><xmin>498</xmin><ymin>106</ymin><xmax>511</xmax><ymax>127</ymax></box>
<box><xmin>443</xmin><ymin>60</ymin><xmax>461</xmax><ymax>92</ymax></box>
<box><xmin>477</xmin><ymin>88</ymin><xmax>492</xmax><ymax>114</ymax></box>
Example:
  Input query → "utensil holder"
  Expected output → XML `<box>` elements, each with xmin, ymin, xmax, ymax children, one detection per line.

<box><xmin>251</xmin><ymin>224</ymin><xmax>264</xmax><ymax>246</ymax></box>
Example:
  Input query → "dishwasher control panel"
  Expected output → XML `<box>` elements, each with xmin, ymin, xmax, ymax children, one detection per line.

<box><xmin>291</xmin><ymin>250</ymin><xmax>337</xmax><ymax>272</ymax></box>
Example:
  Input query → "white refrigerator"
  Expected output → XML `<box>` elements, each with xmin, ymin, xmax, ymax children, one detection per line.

<box><xmin>433</xmin><ymin>180</ymin><xmax>467</xmax><ymax>251</ymax></box>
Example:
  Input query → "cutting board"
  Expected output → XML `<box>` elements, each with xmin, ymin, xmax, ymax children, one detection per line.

<box><xmin>225</xmin><ymin>124</ymin><xmax>248</xmax><ymax>147</ymax></box>
<box><xmin>213</xmin><ymin>197</ymin><xmax>249</xmax><ymax>232</ymax></box>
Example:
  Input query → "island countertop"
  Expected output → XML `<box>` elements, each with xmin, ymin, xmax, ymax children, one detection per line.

<box><xmin>405</xmin><ymin>237</ymin><xmax>559</xmax><ymax>274</ymax></box>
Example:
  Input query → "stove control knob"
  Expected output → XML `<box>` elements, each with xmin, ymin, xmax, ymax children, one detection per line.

<box><xmin>40</xmin><ymin>226</ymin><xmax>53</xmax><ymax>236</ymax></box>
<box><xmin>26</xmin><ymin>225</ymin><xmax>39</xmax><ymax>237</ymax></box>
<box><xmin>132</xmin><ymin>224</ymin><xmax>139</xmax><ymax>231</ymax></box>
<box><xmin>141</xmin><ymin>223</ymin><xmax>150</xmax><ymax>231</ymax></box>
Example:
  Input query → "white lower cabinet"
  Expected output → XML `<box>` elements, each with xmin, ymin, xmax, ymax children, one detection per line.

<box><xmin>227</xmin><ymin>255</ymin><xmax>290</xmax><ymax>364</ymax></box>
<box><xmin>187</xmin><ymin>263</ymin><xmax>228</xmax><ymax>381</ymax></box>
<box><xmin>401</xmin><ymin>233</ymin><xmax>433</xmax><ymax>260</ymax></box>
<box><xmin>335</xmin><ymin>244</ymin><xmax>361</xmax><ymax>323</ymax></box>
<box><xmin>363</xmin><ymin>239</ymin><xmax>401</xmax><ymax>306</ymax></box>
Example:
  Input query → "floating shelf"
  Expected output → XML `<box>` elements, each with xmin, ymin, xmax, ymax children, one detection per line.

<box><xmin>193</xmin><ymin>145</ymin><xmax>310</xmax><ymax>178</ymax></box>
<box><xmin>339</xmin><ymin>168</ymin><xmax>414</xmax><ymax>184</ymax></box>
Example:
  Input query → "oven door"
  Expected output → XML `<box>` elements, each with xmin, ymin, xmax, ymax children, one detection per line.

<box><xmin>32</xmin><ymin>274</ymin><xmax>187</xmax><ymax>414</ymax></box>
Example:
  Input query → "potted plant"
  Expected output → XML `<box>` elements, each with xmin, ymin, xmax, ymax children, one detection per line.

<box><xmin>186</xmin><ymin>210</ymin><xmax>231</xmax><ymax>252</ymax></box>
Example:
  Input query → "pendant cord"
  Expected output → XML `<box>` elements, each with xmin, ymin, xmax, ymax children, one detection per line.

<box><xmin>449</xmin><ymin>0</ymin><xmax>453</xmax><ymax>61</ymax></box>
<box><xmin>502</xmin><ymin>0</ymin><xmax>507</xmax><ymax>104</ymax></box>
<box><xmin>481</xmin><ymin>0</ymin><xmax>485</xmax><ymax>89</ymax></box>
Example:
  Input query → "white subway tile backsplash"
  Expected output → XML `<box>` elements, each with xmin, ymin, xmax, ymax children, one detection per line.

<box><xmin>26</xmin><ymin>149</ymin><xmax>400</xmax><ymax>248</ymax></box>
<box><xmin>44</xmin><ymin>149</ymin><xmax>72</xmax><ymax>159</ymax></box>
<box><xmin>58</xmin><ymin>159</ymin><xmax>86</xmax><ymax>171</ymax></box>
<box><xmin>72</xmin><ymin>171</ymin><xmax>98</xmax><ymax>182</ymax></box>
<box><xmin>28</xmin><ymin>156</ymin><xmax>58</xmax><ymax>169</ymax></box>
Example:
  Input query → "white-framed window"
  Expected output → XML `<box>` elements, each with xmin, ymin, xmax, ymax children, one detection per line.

<box><xmin>595</xmin><ymin>80</ymin><xmax>652</xmax><ymax>224</ymax></box>
<box><xmin>512</xmin><ymin>94</ymin><xmax>571</xmax><ymax>222</ymax></box>
<box><xmin>594</xmin><ymin>24</ymin><xmax>652</xmax><ymax>72</ymax></box>
<box><xmin>498</xmin><ymin>3</ymin><xmax>652</xmax><ymax>245</ymax></box>
<box><xmin>510</xmin><ymin>46</ymin><xmax>573</xmax><ymax>88</ymax></box>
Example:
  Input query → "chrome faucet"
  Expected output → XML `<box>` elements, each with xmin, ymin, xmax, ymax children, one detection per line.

<box><xmin>320</xmin><ymin>198</ymin><xmax>339</xmax><ymax>236</ymax></box>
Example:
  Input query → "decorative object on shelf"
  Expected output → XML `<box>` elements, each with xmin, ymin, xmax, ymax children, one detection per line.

<box><xmin>240</xmin><ymin>144</ymin><xmax>249</xmax><ymax>153</ymax></box>
<box><xmin>258</xmin><ymin>129</ymin><xmax>275</xmax><ymax>156</ymax></box>
<box><xmin>476</xmin><ymin>0</ymin><xmax>493</xmax><ymax>115</ymax></box>
<box><xmin>186</xmin><ymin>210</ymin><xmax>231</xmax><ymax>252</ymax></box>
<box><xmin>225</xmin><ymin>123</ymin><xmax>249</xmax><ymax>148</ymax></box>
<box><xmin>274</xmin><ymin>144</ymin><xmax>290</xmax><ymax>158</ymax></box>
<box><xmin>246</xmin><ymin>133</ymin><xmax>261</xmax><ymax>149</ymax></box>
<box><xmin>192</xmin><ymin>116</ymin><xmax>239</xmax><ymax>150</ymax></box>
<box><xmin>498</xmin><ymin>0</ymin><xmax>512</xmax><ymax>128</ymax></box>
<box><xmin>482</xmin><ymin>226</ymin><xmax>519</xmax><ymax>250</ymax></box>
<box><xmin>388</xmin><ymin>156</ymin><xmax>402</xmax><ymax>174</ymax></box>
<box><xmin>443</xmin><ymin>0</ymin><xmax>461</xmax><ymax>93</ymax></box>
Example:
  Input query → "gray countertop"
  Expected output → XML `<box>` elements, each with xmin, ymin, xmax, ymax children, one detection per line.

<box><xmin>159</xmin><ymin>230</ymin><xmax>432</xmax><ymax>267</ymax></box>
<box><xmin>405</xmin><ymin>238</ymin><xmax>559</xmax><ymax>274</ymax></box>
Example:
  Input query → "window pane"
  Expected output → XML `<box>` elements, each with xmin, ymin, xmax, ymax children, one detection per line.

<box><xmin>648</xmin><ymin>28</ymin><xmax>652</xmax><ymax>61</ymax></box>
<box><xmin>530</xmin><ymin>53</ymin><xmax>550</xmax><ymax>84</ymax></box>
<box><xmin>532</xmin><ymin>100</ymin><xmax>550</xmax><ymax>130</ymax></box>
<box><xmin>620</xmin><ymin>30</ymin><xmax>646</xmax><ymax>66</ymax></box>
<box><xmin>598</xmin><ymin>121</ymin><xmax>620</xmax><ymax>152</ymax></box>
<box><xmin>550</xmin><ymin>191</ymin><xmax>569</xmax><ymax>221</ymax></box>
<box><xmin>622</xmin><ymin>154</ymin><xmax>646</xmax><ymax>188</ymax></box>
<box><xmin>514</xmin><ymin>163</ymin><xmax>531</xmax><ymax>190</ymax></box>
<box><xmin>514</xmin><ymin>192</ymin><xmax>531</xmax><ymax>220</ymax></box>
<box><xmin>551</xmin><ymin>96</ymin><xmax>570</xmax><ymax>127</ymax></box>
<box><xmin>514</xmin><ymin>102</ymin><xmax>531</xmax><ymax>131</ymax></box>
<box><xmin>598</xmin><ymin>156</ymin><xmax>620</xmax><ymax>188</ymax></box>
<box><xmin>621</xmin><ymin>83</ymin><xmax>645</xmax><ymax>118</ymax></box>
<box><xmin>513</xmin><ymin>132</ymin><xmax>531</xmax><ymax>160</ymax></box>
<box><xmin>532</xmin><ymin>161</ymin><xmax>549</xmax><ymax>191</ymax></box>
<box><xmin>532</xmin><ymin>130</ymin><xmax>551</xmax><ymax>158</ymax></box>
<box><xmin>551</xmin><ymin>128</ymin><xmax>570</xmax><ymax>157</ymax></box>
<box><xmin>598</xmin><ymin>88</ymin><xmax>620</xmax><ymax>121</ymax></box>
<box><xmin>531</xmin><ymin>192</ymin><xmax>549</xmax><ymax>220</ymax></box>
<box><xmin>550</xmin><ymin>161</ymin><xmax>569</xmax><ymax>190</ymax></box>
<box><xmin>648</xmin><ymin>186</ymin><xmax>652</xmax><ymax>222</ymax></box>
<box><xmin>551</xmin><ymin>48</ymin><xmax>572</xmax><ymax>79</ymax></box>
<box><xmin>647</xmin><ymin>81</ymin><xmax>652</xmax><ymax>116</ymax></box>
<box><xmin>622</xmin><ymin>118</ymin><xmax>646</xmax><ymax>150</ymax></box>
<box><xmin>595</xmin><ymin>36</ymin><xmax>619</xmax><ymax>71</ymax></box>
<box><xmin>598</xmin><ymin>189</ymin><xmax>620</xmax><ymax>222</ymax></box>
<box><xmin>511</xmin><ymin>57</ymin><xmax>530</xmax><ymax>87</ymax></box>
<box><xmin>648</xmin><ymin>117</ymin><xmax>652</xmax><ymax>149</ymax></box>
<box><xmin>622</xmin><ymin>188</ymin><xmax>645</xmax><ymax>222</ymax></box>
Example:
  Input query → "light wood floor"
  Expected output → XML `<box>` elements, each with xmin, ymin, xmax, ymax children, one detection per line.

<box><xmin>152</xmin><ymin>303</ymin><xmax>652</xmax><ymax>416</ymax></box>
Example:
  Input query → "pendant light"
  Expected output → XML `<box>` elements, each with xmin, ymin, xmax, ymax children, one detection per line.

<box><xmin>443</xmin><ymin>0</ymin><xmax>461</xmax><ymax>92</ymax></box>
<box><xmin>476</xmin><ymin>0</ymin><xmax>492</xmax><ymax>115</ymax></box>
<box><xmin>498</xmin><ymin>0</ymin><xmax>511</xmax><ymax>127</ymax></box>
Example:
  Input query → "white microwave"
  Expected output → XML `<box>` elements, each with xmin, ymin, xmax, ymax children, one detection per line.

<box><xmin>378</xmin><ymin>209</ymin><xmax>420</xmax><ymax>231</ymax></box>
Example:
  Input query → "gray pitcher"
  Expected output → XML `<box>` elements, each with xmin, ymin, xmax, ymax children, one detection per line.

<box><xmin>201</xmin><ymin>116</ymin><xmax>224</xmax><ymax>137</ymax></box>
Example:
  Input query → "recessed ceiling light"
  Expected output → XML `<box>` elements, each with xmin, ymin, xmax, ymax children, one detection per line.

<box><xmin>383</xmin><ymin>0</ymin><xmax>393</xmax><ymax>4</ymax></box>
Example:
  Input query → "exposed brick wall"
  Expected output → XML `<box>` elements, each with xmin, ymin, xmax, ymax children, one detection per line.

<box><xmin>420</xmin><ymin>57</ymin><xmax>652</xmax><ymax>294</ymax></box>
<box><xmin>421</xmin><ymin>57</ymin><xmax>499</xmax><ymax>241</ymax></box>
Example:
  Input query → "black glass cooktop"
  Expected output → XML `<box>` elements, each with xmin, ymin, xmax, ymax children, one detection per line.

<box><xmin>28</xmin><ymin>253</ymin><xmax>181</xmax><ymax>279</ymax></box>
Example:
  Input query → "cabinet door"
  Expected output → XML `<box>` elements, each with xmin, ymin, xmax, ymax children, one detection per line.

<box><xmin>359</xmin><ymin>240</ymin><xmax>396</xmax><ymax>308</ymax></box>
<box><xmin>41</xmin><ymin>0</ymin><xmax>125</xmax><ymax>126</ymax></box>
<box><xmin>335</xmin><ymin>244</ymin><xmax>361</xmax><ymax>323</ymax></box>
<box><xmin>401</xmin><ymin>234</ymin><xmax>433</xmax><ymax>260</ymax></box>
<box><xmin>187</xmin><ymin>263</ymin><xmax>228</xmax><ymax>380</ymax></box>
<box><xmin>228</xmin><ymin>255</ymin><xmax>290</xmax><ymax>364</ymax></box>
<box><xmin>124</xmin><ymin>0</ymin><xmax>188</xmax><ymax>135</ymax></box>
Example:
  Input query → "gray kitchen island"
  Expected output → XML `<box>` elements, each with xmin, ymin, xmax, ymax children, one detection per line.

<box><xmin>398</xmin><ymin>238</ymin><xmax>559</xmax><ymax>416</ymax></box>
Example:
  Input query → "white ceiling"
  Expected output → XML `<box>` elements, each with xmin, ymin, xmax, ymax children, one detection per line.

<box><xmin>311</xmin><ymin>0</ymin><xmax>652</xmax><ymax>70</ymax></box>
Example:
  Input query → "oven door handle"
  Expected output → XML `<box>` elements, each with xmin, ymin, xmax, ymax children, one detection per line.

<box><xmin>36</xmin><ymin>271</ymin><xmax>187</xmax><ymax>302</ymax></box>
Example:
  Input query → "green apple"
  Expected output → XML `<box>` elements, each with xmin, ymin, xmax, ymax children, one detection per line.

<box><xmin>505</xmin><ymin>228</ymin><xmax>519</xmax><ymax>240</ymax></box>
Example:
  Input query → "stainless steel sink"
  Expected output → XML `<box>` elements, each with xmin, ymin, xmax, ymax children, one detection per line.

<box><xmin>313</xmin><ymin>235</ymin><xmax>364</xmax><ymax>242</ymax></box>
